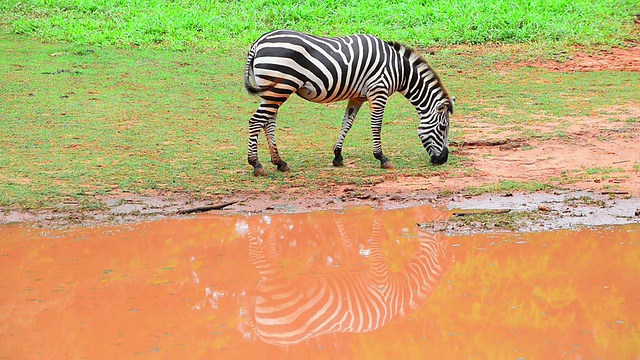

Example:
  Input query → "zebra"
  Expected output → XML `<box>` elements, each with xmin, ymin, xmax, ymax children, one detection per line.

<box><xmin>244</xmin><ymin>30</ymin><xmax>455</xmax><ymax>176</ymax></box>
<box><xmin>244</xmin><ymin>212</ymin><xmax>452</xmax><ymax>345</ymax></box>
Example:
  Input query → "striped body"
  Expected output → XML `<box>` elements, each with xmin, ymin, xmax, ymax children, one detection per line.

<box><xmin>244</xmin><ymin>30</ymin><xmax>454</xmax><ymax>176</ymax></box>
<box><xmin>247</xmin><ymin>217</ymin><xmax>452</xmax><ymax>345</ymax></box>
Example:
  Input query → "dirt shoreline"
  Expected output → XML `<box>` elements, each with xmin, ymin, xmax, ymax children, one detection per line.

<box><xmin>1</xmin><ymin>187</ymin><xmax>639</xmax><ymax>234</ymax></box>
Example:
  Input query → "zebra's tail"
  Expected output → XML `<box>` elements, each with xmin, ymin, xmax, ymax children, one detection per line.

<box><xmin>244</xmin><ymin>46</ymin><xmax>261</xmax><ymax>95</ymax></box>
<box><xmin>244</xmin><ymin>43</ymin><xmax>283</xmax><ymax>95</ymax></box>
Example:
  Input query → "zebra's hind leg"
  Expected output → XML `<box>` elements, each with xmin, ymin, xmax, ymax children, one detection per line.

<box><xmin>248</xmin><ymin>103</ymin><xmax>280</xmax><ymax>176</ymax></box>
<box><xmin>333</xmin><ymin>99</ymin><xmax>364</xmax><ymax>167</ymax></box>
<box><xmin>264</xmin><ymin>120</ymin><xmax>289</xmax><ymax>172</ymax></box>
<box><xmin>248</xmin><ymin>125</ymin><xmax>267</xmax><ymax>177</ymax></box>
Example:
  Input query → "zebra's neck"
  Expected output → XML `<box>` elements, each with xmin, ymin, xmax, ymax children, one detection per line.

<box><xmin>391</xmin><ymin>43</ymin><xmax>450</xmax><ymax>111</ymax></box>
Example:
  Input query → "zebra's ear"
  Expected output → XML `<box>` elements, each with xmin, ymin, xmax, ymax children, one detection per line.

<box><xmin>445</xmin><ymin>97</ymin><xmax>455</xmax><ymax>114</ymax></box>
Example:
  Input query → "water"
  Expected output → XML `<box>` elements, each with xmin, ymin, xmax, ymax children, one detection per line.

<box><xmin>1</xmin><ymin>205</ymin><xmax>639</xmax><ymax>359</ymax></box>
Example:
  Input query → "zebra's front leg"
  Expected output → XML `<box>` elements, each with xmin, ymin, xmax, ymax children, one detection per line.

<box><xmin>333</xmin><ymin>99</ymin><xmax>364</xmax><ymax>167</ymax></box>
<box><xmin>369</xmin><ymin>94</ymin><xmax>394</xmax><ymax>169</ymax></box>
<box><xmin>264</xmin><ymin>120</ymin><xmax>289</xmax><ymax>172</ymax></box>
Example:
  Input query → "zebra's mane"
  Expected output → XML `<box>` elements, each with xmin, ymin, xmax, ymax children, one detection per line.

<box><xmin>386</xmin><ymin>41</ymin><xmax>452</xmax><ymax>103</ymax></box>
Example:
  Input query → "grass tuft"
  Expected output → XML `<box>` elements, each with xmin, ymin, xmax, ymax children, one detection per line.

<box><xmin>464</xmin><ymin>181</ymin><xmax>554</xmax><ymax>196</ymax></box>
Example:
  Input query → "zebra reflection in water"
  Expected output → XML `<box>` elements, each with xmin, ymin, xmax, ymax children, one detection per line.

<box><xmin>244</xmin><ymin>210</ymin><xmax>453</xmax><ymax>345</ymax></box>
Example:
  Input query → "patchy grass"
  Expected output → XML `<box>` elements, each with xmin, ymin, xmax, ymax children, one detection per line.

<box><xmin>555</xmin><ymin>165</ymin><xmax>631</xmax><ymax>188</ymax></box>
<box><xmin>453</xmin><ymin>67</ymin><xmax>640</xmax><ymax>130</ymax></box>
<box><xmin>564</xmin><ymin>196</ymin><xmax>606</xmax><ymax>208</ymax></box>
<box><xmin>0</xmin><ymin>33</ymin><xmax>460</xmax><ymax>209</ymax></box>
<box><xmin>582</xmin><ymin>166</ymin><xmax>625</xmax><ymax>175</ymax></box>
<box><xmin>447</xmin><ymin>210</ymin><xmax>545</xmax><ymax>231</ymax></box>
<box><xmin>463</xmin><ymin>181</ymin><xmax>554</xmax><ymax>196</ymax></box>
<box><xmin>1</xmin><ymin>22</ymin><xmax>639</xmax><ymax>211</ymax></box>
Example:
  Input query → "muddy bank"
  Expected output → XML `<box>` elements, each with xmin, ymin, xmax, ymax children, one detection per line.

<box><xmin>1</xmin><ymin>188</ymin><xmax>638</xmax><ymax>233</ymax></box>
<box><xmin>446</xmin><ymin>190</ymin><xmax>640</xmax><ymax>233</ymax></box>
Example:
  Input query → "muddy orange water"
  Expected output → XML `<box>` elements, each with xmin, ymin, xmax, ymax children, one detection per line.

<box><xmin>1</xmin><ymin>206</ymin><xmax>639</xmax><ymax>359</ymax></box>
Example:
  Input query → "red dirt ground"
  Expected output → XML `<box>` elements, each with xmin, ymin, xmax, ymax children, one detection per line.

<box><xmin>516</xmin><ymin>45</ymin><xmax>640</xmax><ymax>72</ymax></box>
<box><xmin>377</xmin><ymin>104</ymin><xmax>640</xmax><ymax>197</ymax></box>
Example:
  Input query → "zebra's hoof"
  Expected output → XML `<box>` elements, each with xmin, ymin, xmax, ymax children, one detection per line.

<box><xmin>381</xmin><ymin>161</ymin><xmax>395</xmax><ymax>170</ymax></box>
<box><xmin>254</xmin><ymin>167</ymin><xmax>268</xmax><ymax>176</ymax></box>
<box><xmin>332</xmin><ymin>158</ymin><xmax>344</xmax><ymax>167</ymax></box>
<box><xmin>277</xmin><ymin>162</ymin><xmax>290</xmax><ymax>172</ymax></box>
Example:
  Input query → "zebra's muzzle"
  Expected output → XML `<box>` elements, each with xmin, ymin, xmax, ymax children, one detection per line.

<box><xmin>430</xmin><ymin>147</ymin><xmax>449</xmax><ymax>165</ymax></box>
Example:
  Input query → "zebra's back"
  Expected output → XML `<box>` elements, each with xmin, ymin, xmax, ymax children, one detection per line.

<box><xmin>247</xmin><ymin>30</ymin><xmax>399</xmax><ymax>103</ymax></box>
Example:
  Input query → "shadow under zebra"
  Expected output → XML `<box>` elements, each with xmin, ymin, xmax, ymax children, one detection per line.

<box><xmin>243</xmin><ymin>209</ymin><xmax>454</xmax><ymax>346</ymax></box>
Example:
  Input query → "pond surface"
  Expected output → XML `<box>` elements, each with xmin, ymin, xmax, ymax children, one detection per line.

<box><xmin>1</xmin><ymin>205</ymin><xmax>639</xmax><ymax>359</ymax></box>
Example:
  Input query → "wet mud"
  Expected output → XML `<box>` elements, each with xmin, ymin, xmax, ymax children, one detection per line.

<box><xmin>2</xmin><ymin>189</ymin><xmax>638</xmax><ymax>234</ymax></box>
<box><xmin>447</xmin><ymin>190</ymin><xmax>640</xmax><ymax>232</ymax></box>
<box><xmin>1</xmin><ymin>205</ymin><xmax>639</xmax><ymax>358</ymax></box>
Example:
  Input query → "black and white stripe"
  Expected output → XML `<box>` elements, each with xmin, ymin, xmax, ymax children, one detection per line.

<box><xmin>246</xmin><ymin>216</ymin><xmax>452</xmax><ymax>345</ymax></box>
<box><xmin>244</xmin><ymin>30</ymin><xmax>454</xmax><ymax>176</ymax></box>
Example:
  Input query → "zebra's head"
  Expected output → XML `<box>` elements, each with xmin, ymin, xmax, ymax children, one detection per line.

<box><xmin>419</xmin><ymin>96</ymin><xmax>454</xmax><ymax>165</ymax></box>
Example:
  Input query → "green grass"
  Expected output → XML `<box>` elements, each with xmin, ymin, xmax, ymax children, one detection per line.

<box><xmin>1</xmin><ymin>0</ymin><xmax>638</xmax><ymax>50</ymax></box>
